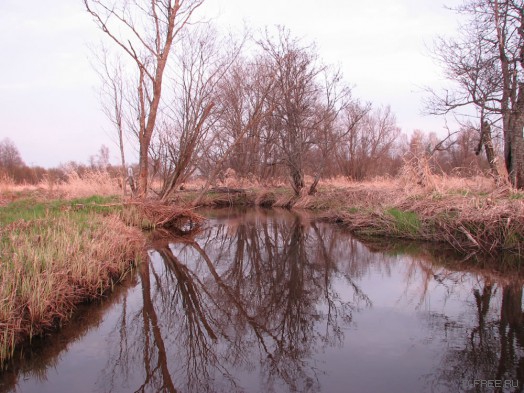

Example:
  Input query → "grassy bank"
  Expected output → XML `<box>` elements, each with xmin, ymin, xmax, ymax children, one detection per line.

<box><xmin>302</xmin><ymin>184</ymin><xmax>524</xmax><ymax>256</ymax></box>
<box><xmin>173</xmin><ymin>177</ymin><xmax>524</xmax><ymax>257</ymax></box>
<box><xmin>0</xmin><ymin>195</ymin><xmax>145</xmax><ymax>363</ymax></box>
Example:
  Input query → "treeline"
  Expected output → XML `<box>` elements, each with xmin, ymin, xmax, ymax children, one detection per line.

<box><xmin>0</xmin><ymin>122</ymin><xmax>496</xmax><ymax>186</ymax></box>
<box><xmin>0</xmin><ymin>139</ymin><xmax>123</xmax><ymax>185</ymax></box>
<box><xmin>5</xmin><ymin>0</ymin><xmax>507</xmax><ymax>190</ymax></box>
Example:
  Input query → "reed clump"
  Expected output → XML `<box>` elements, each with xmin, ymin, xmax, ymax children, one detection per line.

<box><xmin>60</xmin><ymin>169</ymin><xmax>120</xmax><ymax>198</ymax></box>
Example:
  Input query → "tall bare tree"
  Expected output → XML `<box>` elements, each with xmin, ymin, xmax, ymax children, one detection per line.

<box><xmin>191</xmin><ymin>56</ymin><xmax>277</xmax><ymax>205</ymax></box>
<box><xmin>307</xmin><ymin>76</ymin><xmax>367</xmax><ymax>194</ymax></box>
<box><xmin>93</xmin><ymin>49</ymin><xmax>130</xmax><ymax>194</ymax></box>
<box><xmin>210</xmin><ymin>56</ymin><xmax>278</xmax><ymax>182</ymax></box>
<box><xmin>428</xmin><ymin>0</ymin><xmax>524</xmax><ymax>188</ymax></box>
<box><xmin>151</xmin><ymin>26</ymin><xmax>242</xmax><ymax>201</ymax></box>
<box><xmin>84</xmin><ymin>0</ymin><xmax>205</xmax><ymax>197</ymax></box>
<box><xmin>336</xmin><ymin>105</ymin><xmax>400</xmax><ymax>180</ymax></box>
<box><xmin>260</xmin><ymin>27</ymin><xmax>327</xmax><ymax>195</ymax></box>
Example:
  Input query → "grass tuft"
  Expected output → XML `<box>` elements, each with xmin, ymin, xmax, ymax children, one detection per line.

<box><xmin>386</xmin><ymin>208</ymin><xmax>421</xmax><ymax>236</ymax></box>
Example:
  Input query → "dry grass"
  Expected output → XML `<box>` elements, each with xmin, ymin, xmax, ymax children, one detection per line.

<box><xmin>121</xmin><ymin>201</ymin><xmax>205</xmax><ymax>232</ymax></box>
<box><xmin>59</xmin><ymin>169</ymin><xmax>121</xmax><ymax>198</ymax></box>
<box><xmin>0</xmin><ymin>174</ymin><xmax>13</xmax><ymax>194</ymax></box>
<box><xmin>0</xmin><ymin>176</ymin><xmax>45</xmax><ymax>205</ymax></box>
<box><xmin>311</xmin><ymin>163</ymin><xmax>524</xmax><ymax>256</ymax></box>
<box><xmin>0</xmin><ymin>212</ymin><xmax>145</xmax><ymax>363</ymax></box>
<box><xmin>180</xmin><ymin>161</ymin><xmax>524</xmax><ymax>256</ymax></box>
<box><xmin>0</xmin><ymin>169</ymin><xmax>121</xmax><ymax>203</ymax></box>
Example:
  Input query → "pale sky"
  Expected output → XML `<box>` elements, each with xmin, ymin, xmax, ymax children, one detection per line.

<box><xmin>0</xmin><ymin>0</ymin><xmax>461</xmax><ymax>168</ymax></box>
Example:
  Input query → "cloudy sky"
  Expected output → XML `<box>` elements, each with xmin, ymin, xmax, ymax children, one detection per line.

<box><xmin>0</xmin><ymin>0</ymin><xmax>461</xmax><ymax>168</ymax></box>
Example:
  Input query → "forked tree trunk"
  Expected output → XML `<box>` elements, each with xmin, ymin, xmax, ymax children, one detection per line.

<box><xmin>85</xmin><ymin>0</ymin><xmax>204</xmax><ymax>199</ymax></box>
<box><xmin>476</xmin><ymin>121</ymin><xmax>500</xmax><ymax>181</ymax></box>
<box><xmin>289</xmin><ymin>165</ymin><xmax>305</xmax><ymax>196</ymax></box>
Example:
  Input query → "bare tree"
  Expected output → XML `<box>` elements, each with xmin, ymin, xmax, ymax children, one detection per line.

<box><xmin>0</xmin><ymin>138</ymin><xmax>25</xmax><ymax>179</ymax></box>
<box><xmin>191</xmin><ymin>56</ymin><xmax>277</xmax><ymax>205</ymax></box>
<box><xmin>208</xmin><ymin>55</ymin><xmax>280</xmax><ymax>183</ymax></box>
<box><xmin>93</xmin><ymin>49</ymin><xmax>130</xmax><ymax>194</ymax></box>
<box><xmin>84</xmin><ymin>0</ymin><xmax>205</xmax><ymax>197</ymax></box>
<box><xmin>259</xmin><ymin>27</ymin><xmax>327</xmax><ymax>195</ymax></box>
<box><xmin>428</xmin><ymin>0</ymin><xmax>524</xmax><ymax>188</ymax></box>
<box><xmin>306</xmin><ymin>69</ymin><xmax>363</xmax><ymax>194</ymax></box>
<box><xmin>336</xmin><ymin>105</ymin><xmax>400</xmax><ymax>180</ymax></box>
<box><xmin>151</xmin><ymin>26</ymin><xmax>242</xmax><ymax>201</ymax></box>
<box><xmin>89</xmin><ymin>144</ymin><xmax>111</xmax><ymax>170</ymax></box>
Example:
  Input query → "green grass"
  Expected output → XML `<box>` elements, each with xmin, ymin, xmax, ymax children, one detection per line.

<box><xmin>386</xmin><ymin>208</ymin><xmax>421</xmax><ymax>236</ymax></box>
<box><xmin>0</xmin><ymin>194</ymin><xmax>143</xmax><ymax>364</ymax></box>
<box><xmin>0</xmin><ymin>195</ymin><xmax>120</xmax><ymax>226</ymax></box>
<box><xmin>509</xmin><ymin>192</ymin><xmax>524</xmax><ymax>200</ymax></box>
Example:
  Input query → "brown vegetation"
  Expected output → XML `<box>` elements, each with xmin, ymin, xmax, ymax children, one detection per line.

<box><xmin>122</xmin><ymin>201</ymin><xmax>205</xmax><ymax>233</ymax></box>
<box><xmin>0</xmin><ymin>170</ymin><xmax>205</xmax><ymax>366</ymax></box>
<box><xmin>174</xmin><ymin>165</ymin><xmax>524</xmax><ymax>257</ymax></box>
<box><xmin>0</xmin><ymin>213</ymin><xmax>145</xmax><ymax>363</ymax></box>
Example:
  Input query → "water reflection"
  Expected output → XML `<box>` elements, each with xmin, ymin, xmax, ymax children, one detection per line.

<box><xmin>1</xmin><ymin>208</ymin><xmax>524</xmax><ymax>393</ymax></box>
<box><xmin>0</xmin><ymin>278</ymin><xmax>136</xmax><ymax>392</ymax></box>
<box><xmin>98</xmin><ymin>209</ymin><xmax>369</xmax><ymax>393</ymax></box>
<box><xmin>363</xmin><ymin>239</ymin><xmax>524</xmax><ymax>392</ymax></box>
<box><xmin>423</xmin><ymin>280</ymin><xmax>524</xmax><ymax>392</ymax></box>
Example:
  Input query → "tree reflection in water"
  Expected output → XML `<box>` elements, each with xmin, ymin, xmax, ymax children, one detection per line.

<box><xmin>421</xmin><ymin>275</ymin><xmax>524</xmax><ymax>393</ymax></box>
<box><xmin>98</xmin><ymin>209</ymin><xmax>370</xmax><ymax>393</ymax></box>
<box><xmin>374</xmin><ymin>240</ymin><xmax>524</xmax><ymax>393</ymax></box>
<box><xmin>3</xmin><ymin>210</ymin><xmax>524</xmax><ymax>393</ymax></box>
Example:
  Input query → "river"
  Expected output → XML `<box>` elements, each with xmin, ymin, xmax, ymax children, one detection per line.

<box><xmin>1</xmin><ymin>208</ymin><xmax>523</xmax><ymax>393</ymax></box>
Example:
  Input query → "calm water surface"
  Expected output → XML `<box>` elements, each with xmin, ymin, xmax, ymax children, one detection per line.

<box><xmin>1</xmin><ymin>208</ymin><xmax>524</xmax><ymax>393</ymax></box>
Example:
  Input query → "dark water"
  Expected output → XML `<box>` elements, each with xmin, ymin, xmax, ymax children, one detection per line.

<box><xmin>2</xmin><ymin>208</ymin><xmax>524</xmax><ymax>393</ymax></box>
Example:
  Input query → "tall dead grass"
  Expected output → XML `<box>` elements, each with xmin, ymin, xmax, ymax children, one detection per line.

<box><xmin>311</xmin><ymin>160</ymin><xmax>524</xmax><ymax>256</ymax></box>
<box><xmin>0</xmin><ymin>175</ymin><xmax>37</xmax><ymax>199</ymax></box>
<box><xmin>0</xmin><ymin>173</ymin><xmax>13</xmax><ymax>193</ymax></box>
<box><xmin>0</xmin><ymin>169</ymin><xmax>121</xmax><ymax>201</ymax></box>
<box><xmin>59</xmin><ymin>169</ymin><xmax>121</xmax><ymax>198</ymax></box>
<box><xmin>0</xmin><ymin>213</ymin><xmax>145</xmax><ymax>363</ymax></box>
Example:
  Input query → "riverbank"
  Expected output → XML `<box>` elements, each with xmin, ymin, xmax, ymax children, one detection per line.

<box><xmin>173</xmin><ymin>176</ymin><xmax>524</xmax><ymax>256</ymax></box>
<box><xmin>0</xmin><ymin>195</ymin><xmax>146</xmax><ymax>364</ymax></box>
<box><xmin>0</xmin><ymin>182</ymin><xmax>207</xmax><ymax>366</ymax></box>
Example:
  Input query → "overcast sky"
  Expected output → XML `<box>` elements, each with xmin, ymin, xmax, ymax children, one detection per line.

<box><xmin>0</xmin><ymin>0</ymin><xmax>462</xmax><ymax>168</ymax></box>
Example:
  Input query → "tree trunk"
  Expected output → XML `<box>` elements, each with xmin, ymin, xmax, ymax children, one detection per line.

<box><xmin>476</xmin><ymin>121</ymin><xmax>500</xmax><ymax>181</ymax></box>
<box><xmin>138</xmin><ymin>144</ymin><xmax>149</xmax><ymax>198</ymax></box>
<box><xmin>506</xmin><ymin>85</ymin><xmax>524</xmax><ymax>189</ymax></box>
<box><xmin>289</xmin><ymin>165</ymin><xmax>304</xmax><ymax>196</ymax></box>
<box><xmin>308</xmin><ymin>174</ymin><xmax>320</xmax><ymax>195</ymax></box>
<box><xmin>118</xmin><ymin>121</ymin><xmax>127</xmax><ymax>196</ymax></box>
